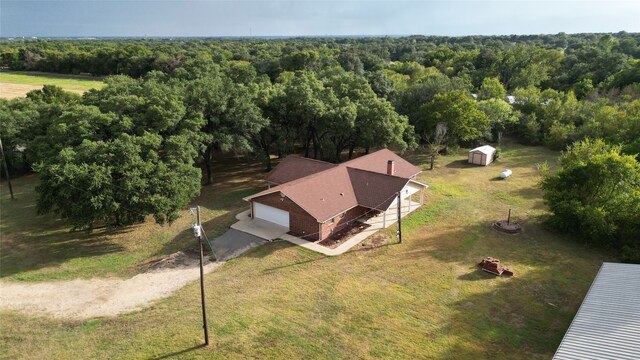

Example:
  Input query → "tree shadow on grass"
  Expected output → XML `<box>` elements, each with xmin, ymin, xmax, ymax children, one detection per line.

<box><xmin>0</xmin><ymin>227</ymin><xmax>130</xmax><ymax>279</ymax></box>
<box><xmin>512</xmin><ymin>186</ymin><xmax>543</xmax><ymax>200</ymax></box>
<box><xmin>457</xmin><ymin>268</ymin><xmax>498</xmax><ymax>281</ymax></box>
<box><xmin>148</xmin><ymin>156</ymin><xmax>270</xmax><ymax>261</ymax></box>
<box><xmin>445</xmin><ymin>159</ymin><xmax>476</xmax><ymax>169</ymax></box>
<box><xmin>149</xmin><ymin>344</ymin><xmax>207</xmax><ymax>360</ymax></box>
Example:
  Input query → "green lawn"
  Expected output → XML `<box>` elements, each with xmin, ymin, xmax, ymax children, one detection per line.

<box><xmin>0</xmin><ymin>70</ymin><xmax>105</xmax><ymax>97</ymax></box>
<box><xmin>0</xmin><ymin>144</ymin><xmax>613</xmax><ymax>359</ymax></box>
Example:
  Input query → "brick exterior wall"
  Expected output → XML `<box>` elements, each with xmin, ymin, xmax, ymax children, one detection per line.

<box><xmin>252</xmin><ymin>194</ymin><xmax>371</xmax><ymax>241</ymax></box>
<box><xmin>252</xmin><ymin>192</ymin><xmax>320</xmax><ymax>240</ymax></box>
<box><xmin>319</xmin><ymin>206</ymin><xmax>369</xmax><ymax>240</ymax></box>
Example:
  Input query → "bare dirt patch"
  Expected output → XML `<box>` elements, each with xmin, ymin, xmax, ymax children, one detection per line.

<box><xmin>0</xmin><ymin>250</ymin><xmax>223</xmax><ymax>320</ymax></box>
<box><xmin>0</xmin><ymin>83</ymin><xmax>47</xmax><ymax>99</ymax></box>
<box><xmin>318</xmin><ymin>222</ymin><xmax>372</xmax><ymax>249</ymax></box>
<box><xmin>136</xmin><ymin>248</ymin><xmax>204</xmax><ymax>272</ymax></box>
<box><xmin>358</xmin><ymin>233</ymin><xmax>390</xmax><ymax>251</ymax></box>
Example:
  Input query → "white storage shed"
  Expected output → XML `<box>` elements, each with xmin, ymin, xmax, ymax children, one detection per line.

<box><xmin>468</xmin><ymin>145</ymin><xmax>496</xmax><ymax>166</ymax></box>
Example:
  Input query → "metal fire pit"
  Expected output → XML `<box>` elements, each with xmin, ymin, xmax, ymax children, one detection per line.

<box><xmin>493</xmin><ymin>220</ymin><xmax>522</xmax><ymax>234</ymax></box>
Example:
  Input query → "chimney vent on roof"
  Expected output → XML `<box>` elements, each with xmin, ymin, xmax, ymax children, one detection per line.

<box><xmin>387</xmin><ymin>160</ymin><xmax>395</xmax><ymax>175</ymax></box>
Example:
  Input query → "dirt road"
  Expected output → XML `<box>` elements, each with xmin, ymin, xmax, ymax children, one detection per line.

<box><xmin>0</xmin><ymin>255</ymin><xmax>222</xmax><ymax>319</ymax></box>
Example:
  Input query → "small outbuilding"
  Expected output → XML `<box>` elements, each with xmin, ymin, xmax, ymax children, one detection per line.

<box><xmin>468</xmin><ymin>145</ymin><xmax>496</xmax><ymax>166</ymax></box>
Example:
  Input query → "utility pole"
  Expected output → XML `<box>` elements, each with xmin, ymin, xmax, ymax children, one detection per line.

<box><xmin>396</xmin><ymin>192</ymin><xmax>402</xmax><ymax>244</ymax></box>
<box><xmin>0</xmin><ymin>136</ymin><xmax>14</xmax><ymax>200</ymax></box>
<box><xmin>193</xmin><ymin>206</ymin><xmax>210</xmax><ymax>346</ymax></box>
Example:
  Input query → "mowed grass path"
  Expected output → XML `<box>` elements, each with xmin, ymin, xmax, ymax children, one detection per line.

<box><xmin>0</xmin><ymin>144</ymin><xmax>613</xmax><ymax>359</ymax></box>
<box><xmin>0</xmin><ymin>71</ymin><xmax>105</xmax><ymax>98</ymax></box>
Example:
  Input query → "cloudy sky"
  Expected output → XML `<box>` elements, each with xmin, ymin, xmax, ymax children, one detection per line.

<box><xmin>2</xmin><ymin>0</ymin><xmax>640</xmax><ymax>37</ymax></box>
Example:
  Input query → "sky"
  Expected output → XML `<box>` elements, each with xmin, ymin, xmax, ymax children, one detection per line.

<box><xmin>2</xmin><ymin>0</ymin><xmax>640</xmax><ymax>38</ymax></box>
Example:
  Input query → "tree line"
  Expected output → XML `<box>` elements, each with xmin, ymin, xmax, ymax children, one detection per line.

<box><xmin>2</xmin><ymin>33</ymin><xmax>639</xmax><ymax>90</ymax></box>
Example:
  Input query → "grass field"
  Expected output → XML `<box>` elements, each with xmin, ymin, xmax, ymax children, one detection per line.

<box><xmin>0</xmin><ymin>71</ymin><xmax>105</xmax><ymax>99</ymax></box>
<box><xmin>0</xmin><ymin>144</ymin><xmax>613</xmax><ymax>359</ymax></box>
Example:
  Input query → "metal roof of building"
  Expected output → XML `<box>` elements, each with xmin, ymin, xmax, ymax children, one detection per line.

<box><xmin>554</xmin><ymin>262</ymin><xmax>640</xmax><ymax>360</ymax></box>
<box><xmin>469</xmin><ymin>145</ymin><xmax>495</xmax><ymax>155</ymax></box>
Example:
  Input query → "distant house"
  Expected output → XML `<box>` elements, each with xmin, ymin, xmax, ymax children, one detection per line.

<box><xmin>243</xmin><ymin>149</ymin><xmax>427</xmax><ymax>241</ymax></box>
<box><xmin>554</xmin><ymin>262</ymin><xmax>640</xmax><ymax>360</ymax></box>
<box><xmin>468</xmin><ymin>145</ymin><xmax>496</xmax><ymax>166</ymax></box>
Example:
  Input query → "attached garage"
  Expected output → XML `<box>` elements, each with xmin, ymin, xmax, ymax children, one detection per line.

<box><xmin>468</xmin><ymin>145</ymin><xmax>496</xmax><ymax>166</ymax></box>
<box><xmin>253</xmin><ymin>202</ymin><xmax>290</xmax><ymax>228</ymax></box>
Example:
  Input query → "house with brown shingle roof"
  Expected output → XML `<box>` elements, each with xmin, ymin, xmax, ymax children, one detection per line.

<box><xmin>243</xmin><ymin>149</ymin><xmax>427</xmax><ymax>241</ymax></box>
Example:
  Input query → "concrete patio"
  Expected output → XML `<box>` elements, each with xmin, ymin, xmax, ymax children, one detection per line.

<box><xmin>281</xmin><ymin>200</ymin><xmax>421</xmax><ymax>256</ymax></box>
<box><xmin>231</xmin><ymin>209</ymin><xmax>289</xmax><ymax>240</ymax></box>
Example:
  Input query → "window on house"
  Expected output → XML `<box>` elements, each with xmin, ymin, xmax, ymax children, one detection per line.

<box><xmin>329</xmin><ymin>217</ymin><xmax>335</xmax><ymax>224</ymax></box>
<box><xmin>340</xmin><ymin>212</ymin><xmax>345</xmax><ymax>218</ymax></box>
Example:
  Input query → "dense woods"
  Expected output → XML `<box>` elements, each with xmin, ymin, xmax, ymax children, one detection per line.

<box><xmin>1</xmin><ymin>33</ymin><xmax>639</xmax><ymax>255</ymax></box>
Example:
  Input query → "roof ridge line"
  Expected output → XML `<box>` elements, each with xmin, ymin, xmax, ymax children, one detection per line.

<box><xmin>341</xmin><ymin>148</ymin><xmax>388</xmax><ymax>165</ymax></box>
<box><xmin>345</xmin><ymin>165</ymin><xmax>411</xmax><ymax>180</ymax></box>
<box><xmin>286</xmin><ymin>154</ymin><xmax>337</xmax><ymax>166</ymax></box>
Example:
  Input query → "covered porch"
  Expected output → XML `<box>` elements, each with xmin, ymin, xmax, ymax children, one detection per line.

<box><xmin>365</xmin><ymin>180</ymin><xmax>427</xmax><ymax>229</ymax></box>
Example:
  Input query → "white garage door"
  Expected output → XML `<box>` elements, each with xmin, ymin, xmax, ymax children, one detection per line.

<box><xmin>253</xmin><ymin>202</ymin><xmax>290</xmax><ymax>228</ymax></box>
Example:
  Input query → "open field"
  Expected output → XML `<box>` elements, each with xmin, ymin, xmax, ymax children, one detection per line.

<box><xmin>0</xmin><ymin>71</ymin><xmax>105</xmax><ymax>98</ymax></box>
<box><xmin>0</xmin><ymin>144</ymin><xmax>613</xmax><ymax>359</ymax></box>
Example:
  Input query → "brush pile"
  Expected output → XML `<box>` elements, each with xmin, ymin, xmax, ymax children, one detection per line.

<box><xmin>477</xmin><ymin>257</ymin><xmax>514</xmax><ymax>277</ymax></box>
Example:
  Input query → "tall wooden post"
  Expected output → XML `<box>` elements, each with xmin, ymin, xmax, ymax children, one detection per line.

<box><xmin>195</xmin><ymin>206</ymin><xmax>210</xmax><ymax>346</ymax></box>
<box><xmin>0</xmin><ymin>137</ymin><xmax>14</xmax><ymax>200</ymax></box>
<box><xmin>396</xmin><ymin>193</ymin><xmax>402</xmax><ymax>244</ymax></box>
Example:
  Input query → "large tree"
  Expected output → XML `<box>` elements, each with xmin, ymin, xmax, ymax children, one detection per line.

<box><xmin>418</xmin><ymin>90</ymin><xmax>490</xmax><ymax>145</ymax></box>
<box><xmin>540</xmin><ymin>139</ymin><xmax>640</xmax><ymax>251</ymax></box>
<box><xmin>0</xmin><ymin>98</ymin><xmax>39</xmax><ymax>174</ymax></box>
<box><xmin>477</xmin><ymin>76</ymin><xmax>507</xmax><ymax>100</ymax></box>
<box><xmin>478</xmin><ymin>98</ymin><xmax>519</xmax><ymax>143</ymax></box>
<box><xmin>35</xmin><ymin>74</ymin><xmax>203</xmax><ymax>230</ymax></box>
<box><xmin>175</xmin><ymin>57</ymin><xmax>268</xmax><ymax>184</ymax></box>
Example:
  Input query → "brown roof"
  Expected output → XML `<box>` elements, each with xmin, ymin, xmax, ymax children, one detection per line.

<box><xmin>342</xmin><ymin>148</ymin><xmax>422</xmax><ymax>178</ymax></box>
<box><xmin>347</xmin><ymin>168</ymin><xmax>410</xmax><ymax>211</ymax></box>
<box><xmin>247</xmin><ymin>149</ymin><xmax>424</xmax><ymax>222</ymax></box>
<box><xmin>265</xmin><ymin>156</ymin><xmax>336</xmax><ymax>184</ymax></box>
